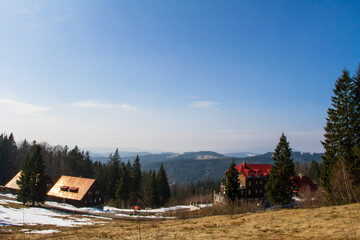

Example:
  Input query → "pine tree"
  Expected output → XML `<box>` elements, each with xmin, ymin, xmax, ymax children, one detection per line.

<box><xmin>130</xmin><ymin>155</ymin><xmax>142</xmax><ymax>206</ymax></box>
<box><xmin>17</xmin><ymin>145</ymin><xmax>47</xmax><ymax>206</ymax></box>
<box><xmin>265</xmin><ymin>133</ymin><xmax>296</xmax><ymax>206</ymax></box>
<box><xmin>107</xmin><ymin>149</ymin><xmax>121</xmax><ymax>199</ymax></box>
<box><xmin>149</xmin><ymin>170</ymin><xmax>159</xmax><ymax>208</ymax></box>
<box><xmin>351</xmin><ymin>64</ymin><xmax>360</xmax><ymax>184</ymax></box>
<box><xmin>157</xmin><ymin>164</ymin><xmax>171</xmax><ymax>207</ymax></box>
<box><xmin>321</xmin><ymin>69</ymin><xmax>356</xmax><ymax>198</ymax></box>
<box><xmin>225</xmin><ymin>160</ymin><xmax>239</xmax><ymax>203</ymax></box>
<box><xmin>16</xmin><ymin>155</ymin><xmax>31</xmax><ymax>204</ymax></box>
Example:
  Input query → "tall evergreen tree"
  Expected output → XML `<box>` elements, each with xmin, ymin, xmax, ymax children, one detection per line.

<box><xmin>350</xmin><ymin>64</ymin><xmax>360</xmax><ymax>183</ymax></box>
<box><xmin>225</xmin><ymin>160</ymin><xmax>239</xmax><ymax>203</ymax></box>
<box><xmin>16</xmin><ymin>155</ymin><xmax>31</xmax><ymax>204</ymax></box>
<box><xmin>265</xmin><ymin>133</ymin><xmax>296</xmax><ymax>206</ymax></box>
<box><xmin>17</xmin><ymin>145</ymin><xmax>47</xmax><ymax>206</ymax></box>
<box><xmin>157</xmin><ymin>164</ymin><xmax>171</xmax><ymax>206</ymax></box>
<box><xmin>106</xmin><ymin>149</ymin><xmax>121</xmax><ymax>199</ymax></box>
<box><xmin>149</xmin><ymin>170</ymin><xmax>159</xmax><ymax>208</ymax></box>
<box><xmin>131</xmin><ymin>155</ymin><xmax>142</xmax><ymax>206</ymax></box>
<box><xmin>321</xmin><ymin>69</ymin><xmax>357</xmax><ymax>198</ymax></box>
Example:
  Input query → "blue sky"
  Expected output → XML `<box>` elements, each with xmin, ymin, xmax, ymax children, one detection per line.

<box><xmin>0</xmin><ymin>0</ymin><xmax>359</xmax><ymax>153</ymax></box>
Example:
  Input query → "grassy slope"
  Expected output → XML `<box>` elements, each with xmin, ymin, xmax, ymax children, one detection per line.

<box><xmin>2</xmin><ymin>203</ymin><xmax>359</xmax><ymax>240</ymax></box>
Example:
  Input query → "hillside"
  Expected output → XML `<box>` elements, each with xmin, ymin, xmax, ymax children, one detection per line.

<box><xmin>2</xmin><ymin>201</ymin><xmax>359</xmax><ymax>239</ymax></box>
<box><xmin>140</xmin><ymin>152</ymin><xmax>323</xmax><ymax>184</ymax></box>
<box><xmin>90</xmin><ymin>151</ymin><xmax>323</xmax><ymax>185</ymax></box>
<box><xmin>88</xmin><ymin>150</ymin><xmax>323</xmax><ymax>185</ymax></box>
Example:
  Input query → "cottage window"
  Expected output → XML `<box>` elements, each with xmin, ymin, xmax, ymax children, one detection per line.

<box><xmin>69</xmin><ymin>187</ymin><xmax>79</xmax><ymax>193</ymax></box>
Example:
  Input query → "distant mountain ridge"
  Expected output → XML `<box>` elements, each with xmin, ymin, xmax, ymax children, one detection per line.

<box><xmin>89</xmin><ymin>150</ymin><xmax>323</xmax><ymax>185</ymax></box>
<box><xmin>224</xmin><ymin>152</ymin><xmax>259</xmax><ymax>158</ymax></box>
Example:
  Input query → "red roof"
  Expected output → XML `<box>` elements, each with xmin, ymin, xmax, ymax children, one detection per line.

<box><xmin>295</xmin><ymin>175</ymin><xmax>317</xmax><ymax>191</ymax></box>
<box><xmin>235</xmin><ymin>162</ymin><xmax>272</xmax><ymax>178</ymax></box>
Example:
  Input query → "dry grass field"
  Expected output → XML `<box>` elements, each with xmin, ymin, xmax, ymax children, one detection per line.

<box><xmin>1</xmin><ymin>203</ymin><xmax>359</xmax><ymax>240</ymax></box>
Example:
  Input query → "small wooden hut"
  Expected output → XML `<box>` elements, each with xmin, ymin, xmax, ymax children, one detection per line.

<box><xmin>47</xmin><ymin>176</ymin><xmax>104</xmax><ymax>209</ymax></box>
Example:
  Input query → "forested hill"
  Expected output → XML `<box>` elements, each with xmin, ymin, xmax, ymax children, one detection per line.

<box><xmin>0</xmin><ymin>132</ymin><xmax>323</xmax><ymax>186</ymax></box>
<box><xmin>140</xmin><ymin>151</ymin><xmax>323</xmax><ymax>184</ymax></box>
<box><xmin>89</xmin><ymin>150</ymin><xmax>323</xmax><ymax>184</ymax></box>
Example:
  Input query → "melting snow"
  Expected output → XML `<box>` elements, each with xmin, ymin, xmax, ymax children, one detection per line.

<box><xmin>0</xmin><ymin>198</ymin><xmax>105</xmax><ymax>227</ymax></box>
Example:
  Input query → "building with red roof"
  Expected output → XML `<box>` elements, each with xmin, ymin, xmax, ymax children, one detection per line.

<box><xmin>236</xmin><ymin>162</ymin><xmax>272</xmax><ymax>199</ymax></box>
<box><xmin>214</xmin><ymin>162</ymin><xmax>318</xmax><ymax>204</ymax></box>
<box><xmin>215</xmin><ymin>162</ymin><xmax>272</xmax><ymax>203</ymax></box>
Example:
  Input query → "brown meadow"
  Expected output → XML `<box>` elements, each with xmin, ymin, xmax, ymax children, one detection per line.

<box><xmin>1</xmin><ymin>203</ymin><xmax>359</xmax><ymax>240</ymax></box>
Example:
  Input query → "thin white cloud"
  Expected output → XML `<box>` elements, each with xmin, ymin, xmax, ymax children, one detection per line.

<box><xmin>71</xmin><ymin>100</ymin><xmax>133</xmax><ymax>110</ymax></box>
<box><xmin>71</xmin><ymin>100</ymin><xmax>115</xmax><ymax>109</ymax></box>
<box><xmin>0</xmin><ymin>98</ymin><xmax>49</xmax><ymax>117</ymax></box>
<box><xmin>120</xmin><ymin>103</ymin><xmax>133</xmax><ymax>110</ymax></box>
<box><xmin>190</xmin><ymin>101</ymin><xmax>219</xmax><ymax>108</ymax></box>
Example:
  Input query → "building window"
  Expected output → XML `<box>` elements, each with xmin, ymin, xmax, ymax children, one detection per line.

<box><xmin>239</xmin><ymin>181</ymin><xmax>242</xmax><ymax>188</ymax></box>
<box><xmin>255</xmin><ymin>189</ymin><xmax>258</xmax><ymax>193</ymax></box>
<box><xmin>260</xmin><ymin>181</ymin><xmax>262</xmax><ymax>184</ymax></box>
<box><xmin>248</xmin><ymin>181</ymin><xmax>251</xmax><ymax>186</ymax></box>
<box><xmin>260</xmin><ymin>189</ymin><xmax>262</xmax><ymax>193</ymax></box>
<box><xmin>256</xmin><ymin>181</ymin><xmax>258</xmax><ymax>185</ymax></box>
<box><xmin>95</xmin><ymin>198</ymin><xmax>97</xmax><ymax>203</ymax></box>
<box><xmin>85</xmin><ymin>200</ymin><xmax>87</xmax><ymax>204</ymax></box>
<box><xmin>99</xmin><ymin>198</ymin><xmax>101</xmax><ymax>202</ymax></box>
<box><xmin>248</xmin><ymin>190</ymin><xmax>251</xmax><ymax>195</ymax></box>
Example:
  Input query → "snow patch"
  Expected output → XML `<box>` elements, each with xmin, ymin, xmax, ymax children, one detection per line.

<box><xmin>0</xmin><ymin>198</ymin><xmax>103</xmax><ymax>227</ymax></box>
<box><xmin>25</xmin><ymin>229</ymin><xmax>60</xmax><ymax>234</ymax></box>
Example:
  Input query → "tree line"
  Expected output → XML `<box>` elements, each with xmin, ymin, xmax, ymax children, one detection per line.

<box><xmin>0</xmin><ymin>137</ymin><xmax>172</xmax><ymax>208</ymax></box>
<box><xmin>1</xmin><ymin>135</ymin><xmax>220</xmax><ymax>207</ymax></box>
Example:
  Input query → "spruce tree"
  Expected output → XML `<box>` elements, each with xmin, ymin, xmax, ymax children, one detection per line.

<box><xmin>351</xmin><ymin>64</ymin><xmax>360</xmax><ymax>183</ymax></box>
<box><xmin>107</xmin><ymin>149</ymin><xmax>121</xmax><ymax>199</ymax></box>
<box><xmin>225</xmin><ymin>160</ymin><xmax>239</xmax><ymax>203</ymax></box>
<box><xmin>321</xmin><ymin>69</ymin><xmax>356</xmax><ymax>197</ymax></box>
<box><xmin>265</xmin><ymin>133</ymin><xmax>296</xmax><ymax>206</ymax></box>
<box><xmin>130</xmin><ymin>155</ymin><xmax>142</xmax><ymax>206</ymax></box>
<box><xmin>16</xmin><ymin>155</ymin><xmax>31</xmax><ymax>204</ymax></box>
<box><xmin>17</xmin><ymin>145</ymin><xmax>47</xmax><ymax>206</ymax></box>
<box><xmin>157</xmin><ymin>164</ymin><xmax>171</xmax><ymax>206</ymax></box>
<box><xmin>149</xmin><ymin>170</ymin><xmax>159</xmax><ymax>208</ymax></box>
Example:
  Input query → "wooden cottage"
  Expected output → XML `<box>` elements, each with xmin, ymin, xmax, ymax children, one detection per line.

<box><xmin>4</xmin><ymin>171</ymin><xmax>53</xmax><ymax>195</ymax></box>
<box><xmin>47</xmin><ymin>176</ymin><xmax>104</xmax><ymax>209</ymax></box>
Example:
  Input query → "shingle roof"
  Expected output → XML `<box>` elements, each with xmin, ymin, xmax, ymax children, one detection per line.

<box><xmin>47</xmin><ymin>176</ymin><xmax>95</xmax><ymax>201</ymax></box>
<box><xmin>235</xmin><ymin>162</ymin><xmax>272</xmax><ymax>178</ymax></box>
<box><xmin>5</xmin><ymin>171</ymin><xmax>22</xmax><ymax>190</ymax></box>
